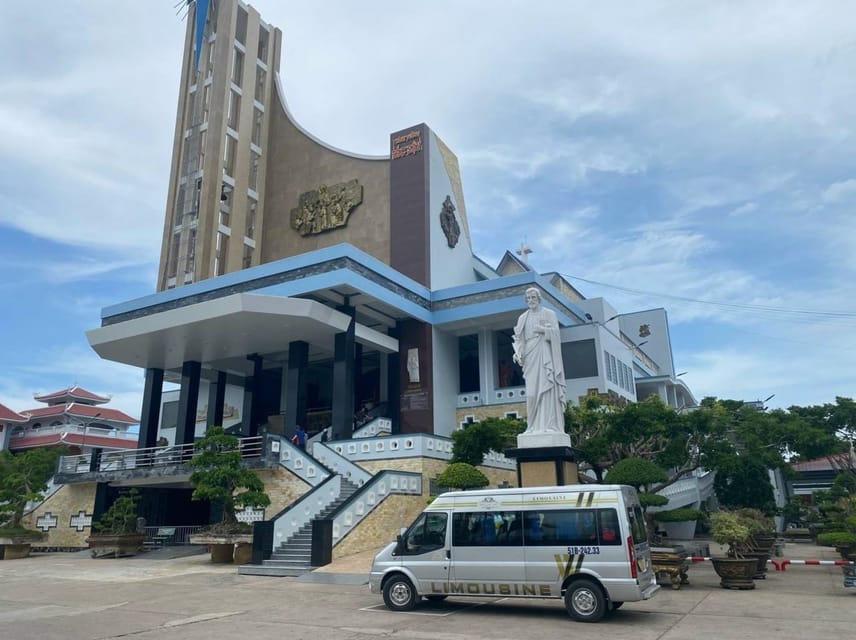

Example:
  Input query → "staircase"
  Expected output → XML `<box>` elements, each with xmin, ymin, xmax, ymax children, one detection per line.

<box><xmin>240</xmin><ymin>478</ymin><xmax>359</xmax><ymax>577</ymax></box>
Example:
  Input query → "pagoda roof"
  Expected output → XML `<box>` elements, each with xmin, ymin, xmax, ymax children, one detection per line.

<box><xmin>33</xmin><ymin>385</ymin><xmax>111</xmax><ymax>406</ymax></box>
<box><xmin>0</xmin><ymin>402</ymin><xmax>27</xmax><ymax>423</ymax></box>
<box><xmin>21</xmin><ymin>402</ymin><xmax>138</xmax><ymax>425</ymax></box>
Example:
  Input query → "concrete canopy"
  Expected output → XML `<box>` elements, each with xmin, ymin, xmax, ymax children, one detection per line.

<box><xmin>86</xmin><ymin>293</ymin><xmax>398</xmax><ymax>376</ymax></box>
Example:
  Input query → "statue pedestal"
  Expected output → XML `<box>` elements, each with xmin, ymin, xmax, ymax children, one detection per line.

<box><xmin>506</xmin><ymin>436</ymin><xmax>580</xmax><ymax>488</ymax></box>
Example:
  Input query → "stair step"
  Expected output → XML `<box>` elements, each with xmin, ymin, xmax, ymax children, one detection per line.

<box><xmin>239</xmin><ymin>564</ymin><xmax>312</xmax><ymax>577</ymax></box>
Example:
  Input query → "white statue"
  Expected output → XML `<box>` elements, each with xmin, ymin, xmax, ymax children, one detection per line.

<box><xmin>512</xmin><ymin>288</ymin><xmax>566</xmax><ymax>435</ymax></box>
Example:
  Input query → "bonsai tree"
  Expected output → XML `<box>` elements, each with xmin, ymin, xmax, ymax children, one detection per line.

<box><xmin>605</xmin><ymin>457</ymin><xmax>669</xmax><ymax>540</ymax></box>
<box><xmin>652</xmin><ymin>507</ymin><xmax>705</xmax><ymax>524</ymax></box>
<box><xmin>0</xmin><ymin>447</ymin><xmax>64</xmax><ymax>538</ymax></box>
<box><xmin>710</xmin><ymin>510</ymin><xmax>752</xmax><ymax>558</ymax></box>
<box><xmin>451</xmin><ymin>417</ymin><xmax>524</xmax><ymax>466</ymax></box>
<box><xmin>92</xmin><ymin>489</ymin><xmax>141</xmax><ymax>535</ymax></box>
<box><xmin>435</xmin><ymin>462</ymin><xmax>489</xmax><ymax>491</ymax></box>
<box><xmin>189</xmin><ymin>426</ymin><xmax>271</xmax><ymax>533</ymax></box>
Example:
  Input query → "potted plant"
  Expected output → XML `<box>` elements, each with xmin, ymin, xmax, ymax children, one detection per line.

<box><xmin>709</xmin><ymin>511</ymin><xmax>757</xmax><ymax>589</ymax></box>
<box><xmin>652</xmin><ymin>507</ymin><xmax>705</xmax><ymax>541</ymax></box>
<box><xmin>187</xmin><ymin>426</ymin><xmax>271</xmax><ymax>563</ymax></box>
<box><xmin>0</xmin><ymin>448</ymin><xmax>61</xmax><ymax>558</ymax></box>
<box><xmin>732</xmin><ymin>508</ymin><xmax>775</xmax><ymax>579</ymax></box>
<box><xmin>86</xmin><ymin>489</ymin><xmax>145</xmax><ymax>558</ymax></box>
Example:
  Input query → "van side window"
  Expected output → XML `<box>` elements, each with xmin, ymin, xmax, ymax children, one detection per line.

<box><xmin>402</xmin><ymin>512</ymin><xmax>447</xmax><ymax>555</ymax></box>
<box><xmin>453</xmin><ymin>511</ymin><xmax>523</xmax><ymax>546</ymax></box>
<box><xmin>524</xmin><ymin>509</ymin><xmax>622</xmax><ymax>546</ymax></box>
<box><xmin>627</xmin><ymin>505</ymin><xmax>647</xmax><ymax>545</ymax></box>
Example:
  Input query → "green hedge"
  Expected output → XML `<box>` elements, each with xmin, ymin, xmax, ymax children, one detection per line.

<box><xmin>816</xmin><ymin>531</ymin><xmax>856</xmax><ymax>547</ymax></box>
<box><xmin>652</xmin><ymin>507</ymin><xmax>705</xmax><ymax>523</ymax></box>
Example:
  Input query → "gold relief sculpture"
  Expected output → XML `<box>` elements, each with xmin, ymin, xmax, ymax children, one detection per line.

<box><xmin>290</xmin><ymin>179</ymin><xmax>363</xmax><ymax>236</ymax></box>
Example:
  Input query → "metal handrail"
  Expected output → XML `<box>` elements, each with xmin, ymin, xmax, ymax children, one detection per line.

<box><xmin>56</xmin><ymin>435</ymin><xmax>264</xmax><ymax>474</ymax></box>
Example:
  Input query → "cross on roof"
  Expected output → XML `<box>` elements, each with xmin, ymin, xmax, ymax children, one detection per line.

<box><xmin>516</xmin><ymin>240</ymin><xmax>533</xmax><ymax>264</ymax></box>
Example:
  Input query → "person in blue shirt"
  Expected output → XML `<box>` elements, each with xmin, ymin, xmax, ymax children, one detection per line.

<box><xmin>291</xmin><ymin>425</ymin><xmax>306</xmax><ymax>451</ymax></box>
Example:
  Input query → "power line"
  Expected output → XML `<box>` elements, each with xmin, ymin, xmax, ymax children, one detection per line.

<box><xmin>561</xmin><ymin>273</ymin><xmax>856</xmax><ymax>320</ymax></box>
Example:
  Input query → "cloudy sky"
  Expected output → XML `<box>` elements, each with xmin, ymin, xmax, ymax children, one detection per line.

<box><xmin>1</xmin><ymin>0</ymin><xmax>855</xmax><ymax>419</ymax></box>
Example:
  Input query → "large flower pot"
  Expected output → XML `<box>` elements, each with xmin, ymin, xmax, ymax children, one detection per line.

<box><xmin>741</xmin><ymin>551</ymin><xmax>770</xmax><ymax>579</ymax></box>
<box><xmin>86</xmin><ymin>534</ymin><xmax>146</xmax><ymax>558</ymax></box>
<box><xmin>189</xmin><ymin>534</ymin><xmax>253</xmax><ymax>564</ymax></box>
<box><xmin>710</xmin><ymin>557</ymin><xmax>757</xmax><ymax>590</ymax></box>
<box><xmin>660</xmin><ymin>520</ymin><xmax>697</xmax><ymax>541</ymax></box>
<box><xmin>842</xmin><ymin>563</ymin><xmax>856</xmax><ymax>588</ymax></box>
<box><xmin>752</xmin><ymin>535</ymin><xmax>776</xmax><ymax>553</ymax></box>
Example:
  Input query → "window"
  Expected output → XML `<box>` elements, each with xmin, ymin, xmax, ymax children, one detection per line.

<box><xmin>458</xmin><ymin>334</ymin><xmax>479</xmax><ymax>393</ymax></box>
<box><xmin>235</xmin><ymin>6</ymin><xmax>248</xmax><ymax>44</ymax></box>
<box><xmin>231</xmin><ymin>47</ymin><xmax>244</xmax><ymax>86</ymax></box>
<box><xmin>167</xmin><ymin>232</ymin><xmax>181</xmax><ymax>278</ymax></box>
<box><xmin>610</xmin><ymin>354</ymin><xmax>617</xmax><ymax>383</ymax></box>
<box><xmin>627</xmin><ymin>505</ymin><xmax>647</xmax><ymax>545</ymax></box>
<box><xmin>524</xmin><ymin>508</ymin><xmax>621</xmax><ymax>547</ymax></box>
<box><xmin>401</xmin><ymin>512</ymin><xmax>447</xmax><ymax>555</ymax></box>
<box><xmin>245</xmin><ymin>197</ymin><xmax>257</xmax><ymax>238</ymax></box>
<box><xmin>248</xmin><ymin>151</ymin><xmax>260</xmax><ymax>191</ymax></box>
<box><xmin>215</xmin><ymin>231</ymin><xmax>230</xmax><ymax>276</ymax></box>
<box><xmin>184</xmin><ymin>227</ymin><xmax>196</xmax><ymax>275</ymax></box>
<box><xmin>255</xmin><ymin>65</ymin><xmax>266</xmax><ymax>103</ymax></box>
<box><xmin>242</xmin><ymin>243</ymin><xmax>253</xmax><ymax>269</ymax></box>
<box><xmin>257</xmin><ymin>26</ymin><xmax>269</xmax><ymax>61</ymax></box>
<box><xmin>252</xmin><ymin>107</ymin><xmax>263</xmax><ymax>146</ymax></box>
<box><xmin>223</xmin><ymin>135</ymin><xmax>237</xmax><ymax>177</ymax></box>
<box><xmin>202</xmin><ymin>84</ymin><xmax>211</xmax><ymax>122</ymax></box>
<box><xmin>603</xmin><ymin>350</ymin><xmax>612</xmax><ymax>383</ymax></box>
<box><xmin>453</xmin><ymin>511</ymin><xmax>522</xmax><ymax>546</ymax></box>
<box><xmin>495</xmin><ymin>329</ymin><xmax>523</xmax><ymax>387</ymax></box>
<box><xmin>205</xmin><ymin>40</ymin><xmax>216</xmax><ymax>78</ymax></box>
<box><xmin>219</xmin><ymin>208</ymin><xmax>230</xmax><ymax>228</ymax></box>
<box><xmin>227</xmin><ymin>90</ymin><xmax>241</xmax><ymax>130</ymax></box>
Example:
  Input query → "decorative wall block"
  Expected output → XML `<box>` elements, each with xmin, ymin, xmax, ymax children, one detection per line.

<box><xmin>36</xmin><ymin>512</ymin><xmax>58</xmax><ymax>532</ymax></box>
<box><xmin>360</xmin><ymin>442</ymin><xmax>370</xmax><ymax>453</ymax></box>
<box><xmin>69</xmin><ymin>511</ymin><xmax>92</xmax><ymax>532</ymax></box>
<box><xmin>404</xmin><ymin>439</ymin><xmax>414</xmax><ymax>449</ymax></box>
<box><xmin>356</xmin><ymin>502</ymin><xmax>365</xmax><ymax>516</ymax></box>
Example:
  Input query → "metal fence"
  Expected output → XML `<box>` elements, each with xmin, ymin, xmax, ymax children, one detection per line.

<box><xmin>57</xmin><ymin>436</ymin><xmax>265</xmax><ymax>475</ymax></box>
<box><xmin>142</xmin><ymin>525</ymin><xmax>204</xmax><ymax>546</ymax></box>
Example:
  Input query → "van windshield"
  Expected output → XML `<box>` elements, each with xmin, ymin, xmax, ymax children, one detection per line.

<box><xmin>626</xmin><ymin>505</ymin><xmax>647</xmax><ymax>545</ymax></box>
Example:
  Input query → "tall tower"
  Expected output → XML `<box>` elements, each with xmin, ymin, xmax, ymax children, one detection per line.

<box><xmin>157</xmin><ymin>0</ymin><xmax>280</xmax><ymax>290</ymax></box>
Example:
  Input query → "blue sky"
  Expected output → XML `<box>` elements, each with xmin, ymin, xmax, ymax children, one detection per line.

<box><xmin>1</xmin><ymin>1</ymin><xmax>855</xmax><ymax>418</ymax></box>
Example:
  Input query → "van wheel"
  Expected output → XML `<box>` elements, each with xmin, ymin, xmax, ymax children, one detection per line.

<box><xmin>425</xmin><ymin>595</ymin><xmax>448</xmax><ymax>602</ymax></box>
<box><xmin>383</xmin><ymin>575</ymin><xmax>417</xmax><ymax>611</ymax></box>
<box><xmin>564</xmin><ymin>579</ymin><xmax>607</xmax><ymax>622</ymax></box>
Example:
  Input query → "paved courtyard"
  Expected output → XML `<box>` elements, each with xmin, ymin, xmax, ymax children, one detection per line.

<box><xmin>0</xmin><ymin>542</ymin><xmax>853</xmax><ymax>640</ymax></box>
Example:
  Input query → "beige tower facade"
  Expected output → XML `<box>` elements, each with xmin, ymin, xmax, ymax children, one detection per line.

<box><xmin>158</xmin><ymin>0</ymin><xmax>281</xmax><ymax>290</ymax></box>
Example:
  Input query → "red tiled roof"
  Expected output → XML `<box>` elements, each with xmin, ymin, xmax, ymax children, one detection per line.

<box><xmin>20</xmin><ymin>402</ymin><xmax>138</xmax><ymax>424</ymax></box>
<box><xmin>791</xmin><ymin>452</ymin><xmax>853</xmax><ymax>472</ymax></box>
<box><xmin>0</xmin><ymin>402</ymin><xmax>27</xmax><ymax>423</ymax></box>
<box><xmin>33</xmin><ymin>385</ymin><xmax>110</xmax><ymax>405</ymax></box>
<box><xmin>9</xmin><ymin>432</ymin><xmax>138</xmax><ymax>451</ymax></box>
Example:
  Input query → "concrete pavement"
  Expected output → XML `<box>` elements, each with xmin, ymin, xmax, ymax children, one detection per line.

<box><xmin>0</xmin><ymin>542</ymin><xmax>853</xmax><ymax>640</ymax></box>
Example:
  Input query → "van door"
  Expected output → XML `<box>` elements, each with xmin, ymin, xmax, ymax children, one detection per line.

<box><xmin>399</xmin><ymin>511</ymin><xmax>451</xmax><ymax>595</ymax></box>
<box><xmin>449</xmin><ymin>511</ymin><xmax>525</xmax><ymax>592</ymax></box>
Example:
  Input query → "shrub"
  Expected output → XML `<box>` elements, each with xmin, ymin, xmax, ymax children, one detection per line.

<box><xmin>92</xmin><ymin>489</ymin><xmax>141</xmax><ymax>535</ymax></box>
<box><xmin>653</xmin><ymin>507</ymin><xmax>705</xmax><ymax>523</ymax></box>
<box><xmin>816</xmin><ymin>531</ymin><xmax>856</xmax><ymax>548</ymax></box>
<box><xmin>435</xmin><ymin>463</ymin><xmax>489</xmax><ymax>490</ymax></box>
<box><xmin>710</xmin><ymin>511</ymin><xmax>751</xmax><ymax>557</ymax></box>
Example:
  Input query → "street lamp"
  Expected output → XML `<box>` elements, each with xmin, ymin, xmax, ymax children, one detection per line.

<box><xmin>80</xmin><ymin>412</ymin><xmax>102</xmax><ymax>454</ymax></box>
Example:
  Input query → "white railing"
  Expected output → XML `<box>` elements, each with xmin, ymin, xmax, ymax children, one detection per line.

<box><xmin>12</xmin><ymin>424</ymin><xmax>137</xmax><ymax>441</ymax></box>
<box><xmin>56</xmin><ymin>436</ymin><xmax>264</xmax><ymax>475</ymax></box>
<box><xmin>331</xmin><ymin>470</ymin><xmax>422</xmax><ymax>544</ymax></box>
<box><xmin>273</xmin><ymin>474</ymin><xmax>342</xmax><ymax>548</ymax></box>
<box><xmin>457</xmin><ymin>386</ymin><xmax>527</xmax><ymax>408</ymax></box>
<box><xmin>269</xmin><ymin>435</ymin><xmax>331</xmax><ymax>486</ymax></box>
<box><xmin>352</xmin><ymin>417</ymin><xmax>392</xmax><ymax>439</ymax></box>
<box><xmin>331</xmin><ymin>433</ymin><xmax>516</xmax><ymax>470</ymax></box>
<box><xmin>310</xmin><ymin>442</ymin><xmax>372</xmax><ymax>486</ymax></box>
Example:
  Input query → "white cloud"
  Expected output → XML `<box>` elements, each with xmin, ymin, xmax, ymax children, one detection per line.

<box><xmin>822</xmin><ymin>179</ymin><xmax>856</xmax><ymax>204</ymax></box>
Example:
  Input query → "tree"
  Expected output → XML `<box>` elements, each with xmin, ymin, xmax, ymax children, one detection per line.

<box><xmin>92</xmin><ymin>489</ymin><xmax>141</xmax><ymax>535</ymax></box>
<box><xmin>0</xmin><ymin>447</ymin><xmax>64</xmax><ymax>531</ymax></box>
<box><xmin>436</xmin><ymin>462</ymin><xmax>489</xmax><ymax>490</ymax></box>
<box><xmin>713</xmin><ymin>456</ymin><xmax>776</xmax><ymax>513</ymax></box>
<box><xmin>451</xmin><ymin>416</ymin><xmax>524</xmax><ymax>466</ymax></box>
<box><xmin>189</xmin><ymin>426</ymin><xmax>270</xmax><ymax>531</ymax></box>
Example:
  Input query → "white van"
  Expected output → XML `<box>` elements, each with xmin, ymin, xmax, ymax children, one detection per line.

<box><xmin>369</xmin><ymin>484</ymin><xmax>659</xmax><ymax>622</ymax></box>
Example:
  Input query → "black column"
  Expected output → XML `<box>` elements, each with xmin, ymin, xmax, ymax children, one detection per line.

<box><xmin>242</xmin><ymin>354</ymin><xmax>263</xmax><ymax>437</ymax></box>
<box><xmin>175</xmin><ymin>360</ymin><xmax>201</xmax><ymax>446</ymax></box>
<box><xmin>284</xmin><ymin>341</ymin><xmax>308</xmax><ymax>432</ymax></box>
<box><xmin>137</xmin><ymin>368</ymin><xmax>164</xmax><ymax>449</ymax></box>
<box><xmin>331</xmin><ymin>305</ymin><xmax>356</xmax><ymax>440</ymax></box>
<box><xmin>207</xmin><ymin>370</ymin><xmax>226</xmax><ymax>429</ymax></box>
<box><xmin>387</xmin><ymin>326</ymin><xmax>401</xmax><ymax>433</ymax></box>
